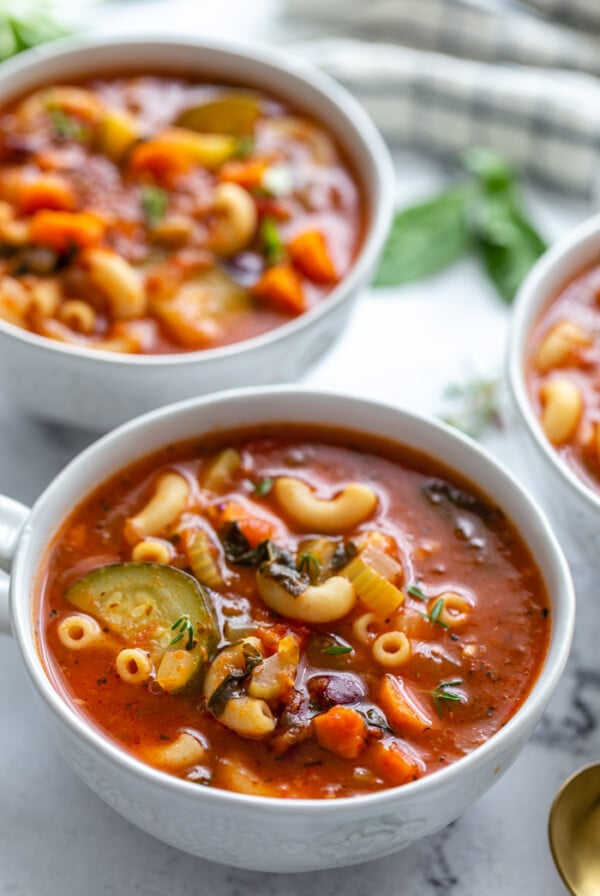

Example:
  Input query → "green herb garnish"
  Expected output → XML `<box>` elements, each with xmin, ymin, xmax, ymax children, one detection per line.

<box><xmin>431</xmin><ymin>679</ymin><xmax>464</xmax><ymax>718</ymax></box>
<box><xmin>407</xmin><ymin>583</ymin><xmax>428</xmax><ymax>602</ymax></box>
<box><xmin>374</xmin><ymin>147</ymin><xmax>546</xmax><ymax>303</ymax></box>
<box><xmin>170</xmin><ymin>614</ymin><xmax>195</xmax><ymax>651</ymax></box>
<box><xmin>322</xmin><ymin>644</ymin><xmax>353</xmax><ymax>656</ymax></box>
<box><xmin>141</xmin><ymin>185</ymin><xmax>168</xmax><ymax>229</ymax></box>
<box><xmin>261</xmin><ymin>216</ymin><xmax>285</xmax><ymax>265</ymax></box>
<box><xmin>48</xmin><ymin>108</ymin><xmax>89</xmax><ymax>142</ymax></box>
<box><xmin>235</xmin><ymin>135</ymin><xmax>255</xmax><ymax>159</ymax></box>
<box><xmin>425</xmin><ymin>597</ymin><xmax>450</xmax><ymax>630</ymax></box>
<box><xmin>441</xmin><ymin>376</ymin><xmax>502</xmax><ymax>440</ymax></box>
<box><xmin>297</xmin><ymin>551</ymin><xmax>321</xmax><ymax>579</ymax></box>
<box><xmin>252</xmin><ymin>476</ymin><xmax>273</xmax><ymax>497</ymax></box>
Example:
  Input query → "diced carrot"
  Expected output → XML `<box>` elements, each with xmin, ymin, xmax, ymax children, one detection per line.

<box><xmin>29</xmin><ymin>210</ymin><xmax>106</xmax><ymax>252</ymax></box>
<box><xmin>289</xmin><ymin>229</ymin><xmax>337</xmax><ymax>283</ymax></box>
<box><xmin>313</xmin><ymin>705</ymin><xmax>368</xmax><ymax>760</ymax></box>
<box><xmin>377</xmin><ymin>675</ymin><xmax>433</xmax><ymax>736</ymax></box>
<box><xmin>219</xmin><ymin>158</ymin><xmax>270</xmax><ymax>190</ymax></box>
<box><xmin>129</xmin><ymin>128</ymin><xmax>236</xmax><ymax>179</ymax></box>
<box><xmin>210</xmin><ymin>500</ymin><xmax>277</xmax><ymax>547</ymax></box>
<box><xmin>18</xmin><ymin>175</ymin><xmax>76</xmax><ymax>214</ymax></box>
<box><xmin>252</xmin><ymin>263</ymin><xmax>306</xmax><ymax>315</ymax></box>
<box><xmin>368</xmin><ymin>740</ymin><xmax>420</xmax><ymax>787</ymax></box>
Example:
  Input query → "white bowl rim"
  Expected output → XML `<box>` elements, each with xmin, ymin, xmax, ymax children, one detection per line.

<box><xmin>11</xmin><ymin>385</ymin><xmax>575</xmax><ymax>814</ymax></box>
<box><xmin>0</xmin><ymin>34</ymin><xmax>394</xmax><ymax>367</ymax></box>
<box><xmin>507</xmin><ymin>210</ymin><xmax>600</xmax><ymax>516</ymax></box>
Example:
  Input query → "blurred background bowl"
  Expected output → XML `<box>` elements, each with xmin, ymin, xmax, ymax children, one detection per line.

<box><xmin>0</xmin><ymin>36</ymin><xmax>394</xmax><ymax>431</ymax></box>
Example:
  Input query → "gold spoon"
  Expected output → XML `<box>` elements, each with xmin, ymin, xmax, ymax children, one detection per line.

<box><xmin>549</xmin><ymin>764</ymin><xmax>600</xmax><ymax>896</ymax></box>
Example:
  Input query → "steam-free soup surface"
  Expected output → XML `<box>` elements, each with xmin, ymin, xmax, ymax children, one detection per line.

<box><xmin>0</xmin><ymin>76</ymin><xmax>361</xmax><ymax>353</ymax></box>
<box><xmin>38</xmin><ymin>427</ymin><xmax>549</xmax><ymax>799</ymax></box>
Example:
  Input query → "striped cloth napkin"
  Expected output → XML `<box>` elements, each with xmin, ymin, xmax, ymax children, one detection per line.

<box><xmin>282</xmin><ymin>0</ymin><xmax>600</xmax><ymax>196</ymax></box>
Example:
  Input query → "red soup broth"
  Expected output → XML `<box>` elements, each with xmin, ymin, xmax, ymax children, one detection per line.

<box><xmin>528</xmin><ymin>262</ymin><xmax>600</xmax><ymax>493</ymax></box>
<box><xmin>0</xmin><ymin>75</ymin><xmax>363</xmax><ymax>354</ymax></box>
<box><xmin>37</xmin><ymin>426</ymin><xmax>550</xmax><ymax>799</ymax></box>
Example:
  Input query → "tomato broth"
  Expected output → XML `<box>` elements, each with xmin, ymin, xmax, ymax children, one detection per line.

<box><xmin>38</xmin><ymin>426</ymin><xmax>550</xmax><ymax>799</ymax></box>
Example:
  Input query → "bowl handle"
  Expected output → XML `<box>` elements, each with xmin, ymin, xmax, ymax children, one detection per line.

<box><xmin>0</xmin><ymin>495</ymin><xmax>30</xmax><ymax>635</ymax></box>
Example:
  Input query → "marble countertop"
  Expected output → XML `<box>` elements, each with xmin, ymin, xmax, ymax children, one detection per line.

<box><xmin>1</xmin><ymin>3</ymin><xmax>599</xmax><ymax>893</ymax></box>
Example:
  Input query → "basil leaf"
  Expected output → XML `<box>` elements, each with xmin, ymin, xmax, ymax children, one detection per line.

<box><xmin>471</xmin><ymin>191</ymin><xmax>546</xmax><ymax>303</ymax></box>
<box><xmin>460</xmin><ymin>147</ymin><xmax>514</xmax><ymax>193</ymax></box>
<box><xmin>373</xmin><ymin>185</ymin><xmax>472</xmax><ymax>287</ymax></box>
<box><xmin>141</xmin><ymin>186</ymin><xmax>168</xmax><ymax>229</ymax></box>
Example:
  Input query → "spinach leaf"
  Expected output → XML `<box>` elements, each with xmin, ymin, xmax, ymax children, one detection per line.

<box><xmin>208</xmin><ymin>643</ymin><xmax>262</xmax><ymax>717</ymax></box>
<box><xmin>221</xmin><ymin>522</ymin><xmax>293</xmax><ymax>568</ymax></box>
<box><xmin>373</xmin><ymin>185</ymin><xmax>472</xmax><ymax>287</ymax></box>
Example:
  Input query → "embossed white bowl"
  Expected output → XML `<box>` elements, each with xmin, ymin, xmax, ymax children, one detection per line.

<box><xmin>0</xmin><ymin>37</ymin><xmax>393</xmax><ymax>430</ymax></box>
<box><xmin>507</xmin><ymin>213</ymin><xmax>600</xmax><ymax>560</ymax></box>
<box><xmin>0</xmin><ymin>388</ymin><xmax>574</xmax><ymax>871</ymax></box>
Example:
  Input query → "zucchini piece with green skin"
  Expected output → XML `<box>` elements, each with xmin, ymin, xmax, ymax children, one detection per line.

<box><xmin>65</xmin><ymin>562</ymin><xmax>219</xmax><ymax>692</ymax></box>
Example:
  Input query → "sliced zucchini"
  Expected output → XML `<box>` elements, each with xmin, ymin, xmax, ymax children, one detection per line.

<box><xmin>175</xmin><ymin>93</ymin><xmax>260</xmax><ymax>137</ymax></box>
<box><xmin>65</xmin><ymin>562</ymin><xmax>219</xmax><ymax>692</ymax></box>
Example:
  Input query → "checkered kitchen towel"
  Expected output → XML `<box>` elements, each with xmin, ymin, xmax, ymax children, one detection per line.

<box><xmin>281</xmin><ymin>0</ymin><xmax>600</xmax><ymax>196</ymax></box>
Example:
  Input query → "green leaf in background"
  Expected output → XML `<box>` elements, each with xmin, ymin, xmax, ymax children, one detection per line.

<box><xmin>373</xmin><ymin>185</ymin><xmax>472</xmax><ymax>287</ymax></box>
<box><xmin>470</xmin><ymin>191</ymin><xmax>547</xmax><ymax>304</ymax></box>
<box><xmin>374</xmin><ymin>147</ymin><xmax>547</xmax><ymax>302</ymax></box>
<box><xmin>0</xmin><ymin>3</ymin><xmax>67</xmax><ymax>63</ymax></box>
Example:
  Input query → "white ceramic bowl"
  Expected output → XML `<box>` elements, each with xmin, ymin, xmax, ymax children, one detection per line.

<box><xmin>0</xmin><ymin>37</ymin><xmax>394</xmax><ymax>430</ymax></box>
<box><xmin>0</xmin><ymin>388</ymin><xmax>574</xmax><ymax>872</ymax></box>
<box><xmin>507</xmin><ymin>213</ymin><xmax>600</xmax><ymax>558</ymax></box>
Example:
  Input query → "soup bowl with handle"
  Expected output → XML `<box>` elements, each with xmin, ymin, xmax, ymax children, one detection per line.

<box><xmin>507</xmin><ymin>212</ymin><xmax>600</xmax><ymax>561</ymax></box>
<box><xmin>0</xmin><ymin>387</ymin><xmax>574</xmax><ymax>871</ymax></box>
<box><xmin>0</xmin><ymin>36</ymin><xmax>393</xmax><ymax>431</ymax></box>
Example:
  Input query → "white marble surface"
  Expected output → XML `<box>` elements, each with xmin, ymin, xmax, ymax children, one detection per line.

<box><xmin>1</xmin><ymin>2</ymin><xmax>600</xmax><ymax>893</ymax></box>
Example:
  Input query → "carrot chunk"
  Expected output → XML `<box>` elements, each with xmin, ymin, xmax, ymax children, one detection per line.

<box><xmin>18</xmin><ymin>175</ymin><xmax>77</xmax><ymax>214</ymax></box>
<box><xmin>210</xmin><ymin>500</ymin><xmax>277</xmax><ymax>547</ymax></box>
<box><xmin>289</xmin><ymin>229</ymin><xmax>337</xmax><ymax>283</ymax></box>
<box><xmin>313</xmin><ymin>705</ymin><xmax>367</xmax><ymax>759</ymax></box>
<box><xmin>377</xmin><ymin>674</ymin><xmax>433</xmax><ymax>735</ymax></box>
<box><xmin>368</xmin><ymin>740</ymin><xmax>420</xmax><ymax>786</ymax></box>
<box><xmin>29</xmin><ymin>210</ymin><xmax>106</xmax><ymax>252</ymax></box>
<box><xmin>220</xmin><ymin>158</ymin><xmax>270</xmax><ymax>190</ymax></box>
<box><xmin>129</xmin><ymin>128</ymin><xmax>236</xmax><ymax>178</ymax></box>
<box><xmin>252</xmin><ymin>263</ymin><xmax>306</xmax><ymax>315</ymax></box>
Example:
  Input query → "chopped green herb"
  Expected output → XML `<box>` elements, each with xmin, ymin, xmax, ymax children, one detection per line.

<box><xmin>170</xmin><ymin>614</ymin><xmax>195</xmax><ymax>651</ymax></box>
<box><xmin>441</xmin><ymin>376</ymin><xmax>502</xmax><ymax>440</ymax></box>
<box><xmin>297</xmin><ymin>551</ymin><xmax>321</xmax><ymax>579</ymax></box>
<box><xmin>48</xmin><ymin>108</ymin><xmax>89</xmax><ymax>142</ymax></box>
<box><xmin>407</xmin><ymin>583</ymin><xmax>428</xmax><ymax>602</ymax></box>
<box><xmin>425</xmin><ymin>597</ymin><xmax>450</xmax><ymax>630</ymax></box>
<box><xmin>261</xmin><ymin>216</ymin><xmax>285</xmax><ymax>265</ymax></box>
<box><xmin>235</xmin><ymin>135</ymin><xmax>255</xmax><ymax>159</ymax></box>
<box><xmin>431</xmin><ymin>679</ymin><xmax>464</xmax><ymax>718</ymax></box>
<box><xmin>322</xmin><ymin>644</ymin><xmax>352</xmax><ymax>656</ymax></box>
<box><xmin>252</xmin><ymin>476</ymin><xmax>273</xmax><ymax>497</ymax></box>
<box><xmin>141</xmin><ymin>185</ymin><xmax>168</xmax><ymax>229</ymax></box>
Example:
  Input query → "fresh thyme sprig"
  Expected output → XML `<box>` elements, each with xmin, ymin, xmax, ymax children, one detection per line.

<box><xmin>424</xmin><ymin>597</ymin><xmax>450</xmax><ymax>630</ymax></box>
<box><xmin>297</xmin><ymin>551</ymin><xmax>321</xmax><ymax>580</ymax></box>
<box><xmin>407</xmin><ymin>583</ymin><xmax>428</xmax><ymax>602</ymax></box>
<box><xmin>441</xmin><ymin>376</ymin><xmax>502</xmax><ymax>440</ymax></box>
<box><xmin>170</xmin><ymin>614</ymin><xmax>195</xmax><ymax>651</ymax></box>
<box><xmin>431</xmin><ymin>680</ymin><xmax>464</xmax><ymax>718</ymax></box>
<box><xmin>252</xmin><ymin>476</ymin><xmax>274</xmax><ymax>497</ymax></box>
